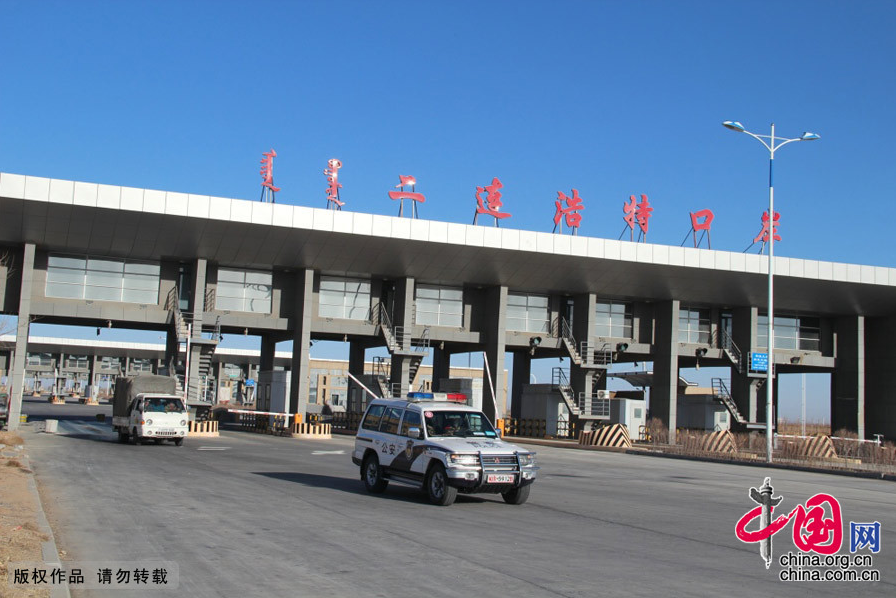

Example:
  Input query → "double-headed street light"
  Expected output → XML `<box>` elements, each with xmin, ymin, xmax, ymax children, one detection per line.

<box><xmin>722</xmin><ymin>121</ymin><xmax>820</xmax><ymax>464</ymax></box>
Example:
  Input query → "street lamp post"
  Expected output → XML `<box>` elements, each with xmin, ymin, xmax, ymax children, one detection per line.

<box><xmin>722</xmin><ymin>121</ymin><xmax>819</xmax><ymax>463</ymax></box>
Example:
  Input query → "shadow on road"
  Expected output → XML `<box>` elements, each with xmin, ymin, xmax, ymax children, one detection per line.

<box><xmin>252</xmin><ymin>471</ymin><xmax>489</xmax><ymax>505</ymax></box>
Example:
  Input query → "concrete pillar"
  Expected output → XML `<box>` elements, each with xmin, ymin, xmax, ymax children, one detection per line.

<box><xmin>510</xmin><ymin>350</ymin><xmax>531</xmax><ymax>419</ymax></box>
<box><xmin>260</xmin><ymin>336</ymin><xmax>277</xmax><ymax>372</ymax></box>
<box><xmin>288</xmin><ymin>269</ymin><xmax>314</xmax><ymax>416</ymax></box>
<box><xmin>348</xmin><ymin>341</ymin><xmax>365</xmax><ymax>411</ymax></box>
<box><xmin>569</xmin><ymin>293</ymin><xmax>598</xmax><ymax>409</ymax></box>
<box><xmin>431</xmin><ymin>346</ymin><xmax>451</xmax><ymax>392</ymax></box>
<box><xmin>7</xmin><ymin>243</ymin><xmax>35</xmax><ymax>431</ymax></box>
<box><xmin>650</xmin><ymin>300</ymin><xmax>679</xmax><ymax>443</ymax></box>
<box><xmin>831</xmin><ymin>316</ymin><xmax>865</xmax><ymax>438</ymax></box>
<box><xmin>730</xmin><ymin>306</ymin><xmax>759</xmax><ymax>423</ymax></box>
<box><xmin>481</xmin><ymin>285</ymin><xmax>508</xmax><ymax>423</ymax></box>
<box><xmin>864</xmin><ymin>315</ymin><xmax>896</xmax><ymax>440</ymax></box>
<box><xmin>389</xmin><ymin>277</ymin><xmax>416</xmax><ymax>394</ymax></box>
<box><xmin>191</xmin><ymin>258</ymin><xmax>207</xmax><ymax>337</ymax></box>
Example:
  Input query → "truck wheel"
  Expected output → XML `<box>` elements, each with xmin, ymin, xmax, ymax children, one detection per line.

<box><xmin>426</xmin><ymin>463</ymin><xmax>457</xmax><ymax>506</ymax></box>
<box><xmin>129</xmin><ymin>428</ymin><xmax>139</xmax><ymax>445</ymax></box>
<box><xmin>362</xmin><ymin>454</ymin><xmax>388</xmax><ymax>493</ymax></box>
<box><xmin>174</xmin><ymin>438</ymin><xmax>184</xmax><ymax>447</ymax></box>
<box><xmin>502</xmin><ymin>484</ymin><xmax>530</xmax><ymax>505</ymax></box>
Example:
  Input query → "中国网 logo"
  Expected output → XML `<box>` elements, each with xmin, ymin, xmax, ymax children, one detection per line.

<box><xmin>734</xmin><ymin>477</ymin><xmax>881</xmax><ymax>582</ymax></box>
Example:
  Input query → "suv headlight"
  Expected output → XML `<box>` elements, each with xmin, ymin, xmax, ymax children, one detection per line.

<box><xmin>517</xmin><ymin>453</ymin><xmax>535</xmax><ymax>466</ymax></box>
<box><xmin>449</xmin><ymin>453</ymin><xmax>480</xmax><ymax>466</ymax></box>
<box><xmin>145</xmin><ymin>419</ymin><xmax>153</xmax><ymax>426</ymax></box>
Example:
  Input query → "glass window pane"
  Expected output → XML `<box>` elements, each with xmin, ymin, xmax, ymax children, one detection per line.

<box><xmin>47</xmin><ymin>268</ymin><xmax>84</xmax><ymax>284</ymax></box>
<box><xmin>48</xmin><ymin>255</ymin><xmax>85</xmax><ymax>269</ymax></box>
<box><xmin>217</xmin><ymin>269</ymin><xmax>245</xmax><ymax>283</ymax></box>
<box><xmin>216</xmin><ymin>296</ymin><xmax>243</xmax><ymax>311</ymax></box>
<box><xmin>247</xmin><ymin>298</ymin><xmax>271</xmax><ymax>313</ymax></box>
<box><xmin>245</xmin><ymin>271</ymin><xmax>272</xmax><ymax>285</ymax></box>
<box><xmin>319</xmin><ymin>303</ymin><xmax>344</xmax><ymax>318</ymax></box>
<box><xmin>416</xmin><ymin>286</ymin><xmax>440</xmax><ymax>299</ymax></box>
<box><xmin>46</xmin><ymin>282</ymin><xmax>83</xmax><ymax>299</ymax></box>
<box><xmin>85</xmin><ymin>270</ymin><xmax>123</xmax><ymax>286</ymax></box>
<box><xmin>124</xmin><ymin>262</ymin><xmax>160</xmax><ymax>275</ymax></box>
<box><xmin>440</xmin><ymin>288</ymin><xmax>463</xmax><ymax>300</ymax></box>
<box><xmin>87</xmin><ymin>259</ymin><xmax>123</xmax><ymax>273</ymax></box>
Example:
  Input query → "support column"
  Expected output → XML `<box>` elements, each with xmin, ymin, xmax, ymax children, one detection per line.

<box><xmin>191</xmin><ymin>258</ymin><xmax>207</xmax><ymax>336</ymax></box>
<box><xmin>650</xmin><ymin>300</ymin><xmax>679</xmax><ymax>443</ymax></box>
<box><xmin>730</xmin><ymin>306</ymin><xmax>759</xmax><ymax>423</ymax></box>
<box><xmin>8</xmin><ymin>243</ymin><xmax>35</xmax><ymax>431</ymax></box>
<box><xmin>865</xmin><ymin>315</ymin><xmax>896</xmax><ymax>440</ymax></box>
<box><xmin>389</xmin><ymin>277</ymin><xmax>416</xmax><ymax>395</ymax></box>
<box><xmin>510</xmin><ymin>350</ymin><xmax>531</xmax><ymax>419</ymax></box>
<box><xmin>569</xmin><ymin>293</ymin><xmax>598</xmax><ymax>415</ymax></box>
<box><xmin>481</xmin><ymin>285</ymin><xmax>508</xmax><ymax>423</ymax></box>
<box><xmin>260</xmin><ymin>336</ymin><xmax>277</xmax><ymax>372</ymax></box>
<box><xmin>164</xmin><ymin>329</ymin><xmax>179</xmax><ymax>376</ymax></box>
<box><xmin>288</xmin><ymin>269</ymin><xmax>314</xmax><ymax>416</ymax></box>
<box><xmin>348</xmin><ymin>341</ymin><xmax>366</xmax><ymax>412</ymax></box>
<box><xmin>831</xmin><ymin>316</ymin><xmax>865</xmax><ymax>438</ymax></box>
<box><xmin>431</xmin><ymin>346</ymin><xmax>451</xmax><ymax>392</ymax></box>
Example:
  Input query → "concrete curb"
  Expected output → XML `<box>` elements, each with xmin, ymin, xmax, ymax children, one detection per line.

<box><xmin>507</xmin><ymin>437</ymin><xmax>896</xmax><ymax>482</ymax></box>
<box><xmin>22</xmin><ymin>447</ymin><xmax>72</xmax><ymax>598</ymax></box>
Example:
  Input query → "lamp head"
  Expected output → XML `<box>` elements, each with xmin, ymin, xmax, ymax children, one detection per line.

<box><xmin>800</xmin><ymin>132</ymin><xmax>820</xmax><ymax>141</ymax></box>
<box><xmin>722</xmin><ymin>120</ymin><xmax>746</xmax><ymax>133</ymax></box>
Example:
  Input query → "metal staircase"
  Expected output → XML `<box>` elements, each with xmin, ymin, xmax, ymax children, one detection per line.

<box><xmin>552</xmin><ymin>368</ymin><xmax>610</xmax><ymax>421</ymax></box>
<box><xmin>714</xmin><ymin>328</ymin><xmax>744</xmax><ymax>374</ymax></box>
<box><xmin>711</xmin><ymin>377</ymin><xmax>765</xmax><ymax>430</ymax></box>
<box><xmin>166</xmin><ymin>287</ymin><xmax>220</xmax><ymax>403</ymax></box>
<box><xmin>558</xmin><ymin>318</ymin><xmax>612</xmax><ymax>369</ymax></box>
<box><xmin>369</xmin><ymin>303</ymin><xmax>430</xmax><ymax>396</ymax></box>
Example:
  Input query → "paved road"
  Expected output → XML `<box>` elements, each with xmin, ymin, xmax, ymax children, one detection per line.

<box><xmin>18</xmin><ymin>401</ymin><xmax>896</xmax><ymax>597</ymax></box>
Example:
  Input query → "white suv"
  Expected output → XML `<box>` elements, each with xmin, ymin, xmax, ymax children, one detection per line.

<box><xmin>352</xmin><ymin>395</ymin><xmax>538</xmax><ymax>506</ymax></box>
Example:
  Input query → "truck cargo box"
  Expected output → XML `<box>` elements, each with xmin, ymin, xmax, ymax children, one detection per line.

<box><xmin>113</xmin><ymin>375</ymin><xmax>179</xmax><ymax>417</ymax></box>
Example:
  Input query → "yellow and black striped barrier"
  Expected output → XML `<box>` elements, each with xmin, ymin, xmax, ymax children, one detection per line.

<box><xmin>579</xmin><ymin>424</ymin><xmax>632</xmax><ymax>448</ymax></box>
<box><xmin>188</xmin><ymin>420</ymin><xmax>219</xmax><ymax>437</ymax></box>
<box><xmin>291</xmin><ymin>422</ymin><xmax>332</xmax><ymax>439</ymax></box>
<box><xmin>700</xmin><ymin>430</ymin><xmax>737</xmax><ymax>453</ymax></box>
<box><xmin>800</xmin><ymin>435</ymin><xmax>837</xmax><ymax>459</ymax></box>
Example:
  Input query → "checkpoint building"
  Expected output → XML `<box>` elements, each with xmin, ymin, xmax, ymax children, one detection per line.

<box><xmin>2</xmin><ymin>171</ymin><xmax>896</xmax><ymax>441</ymax></box>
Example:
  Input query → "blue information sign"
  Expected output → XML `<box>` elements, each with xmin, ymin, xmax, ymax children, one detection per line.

<box><xmin>750</xmin><ymin>352</ymin><xmax>769</xmax><ymax>372</ymax></box>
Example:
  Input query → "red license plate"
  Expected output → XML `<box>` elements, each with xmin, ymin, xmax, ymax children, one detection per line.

<box><xmin>487</xmin><ymin>474</ymin><xmax>514</xmax><ymax>484</ymax></box>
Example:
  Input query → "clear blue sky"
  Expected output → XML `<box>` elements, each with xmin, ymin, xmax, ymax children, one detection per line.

<box><xmin>3</xmin><ymin>0</ymin><xmax>894</xmax><ymax>422</ymax></box>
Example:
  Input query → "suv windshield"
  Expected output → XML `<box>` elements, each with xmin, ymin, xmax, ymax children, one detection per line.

<box><xmin>424</xmin><ymin>410</ymin><xmax>497</xmax><ymax>438</ymax></box>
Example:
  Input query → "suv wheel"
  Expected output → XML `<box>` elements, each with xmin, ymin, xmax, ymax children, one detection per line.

<box><xmin>362</xmin><ymin>454</ymin><xmax>388</xmax><ymax>493</ymax></box>
<box><xmin>426</xmin><ymin>463</ymin><xmax>457</xmax><ymax>506</ymax></box>
<box><xmin>502</xmin><ymin>484</ymin><xmax>530</xmax><ymax>505</ymax></box>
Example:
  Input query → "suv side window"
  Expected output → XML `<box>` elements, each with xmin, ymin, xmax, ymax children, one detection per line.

<box><xmin>399</xmin><ymin>410</ymin><xmax>422</xmax><ymax>437</ymax></box>
<box><xmin>380</xmin><ymin>407</ymin><xmax>403</xmax><ymax>435</ymax></box>
<box><xmin>361</xmin><ymin>405</ymin><xmax>386</xmax><ymax>431</ymax></box>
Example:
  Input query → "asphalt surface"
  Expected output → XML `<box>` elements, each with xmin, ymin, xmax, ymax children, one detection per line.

<box><xmin>15</xmin><ymin>398</ymin><xmax>896</xmax><ymax>598</ymax></box>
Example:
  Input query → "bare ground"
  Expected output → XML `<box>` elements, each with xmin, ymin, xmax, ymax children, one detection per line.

<box><xmin>0</xmin><ymin>431</ymin><xmax>50</xmax><ymax>598</ymax></box>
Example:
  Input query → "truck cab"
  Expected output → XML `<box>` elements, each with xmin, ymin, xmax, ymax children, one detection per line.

<box><xmin>115</xmin><ymin>393</ymin><xmax>188</xmax><ymax>446</ymax></box>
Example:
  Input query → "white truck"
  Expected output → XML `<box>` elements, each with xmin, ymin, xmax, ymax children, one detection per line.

<box><xmin>112</xmin><ymin>375</ymin><xmax>189</xmax><ymax>446</ymax></box>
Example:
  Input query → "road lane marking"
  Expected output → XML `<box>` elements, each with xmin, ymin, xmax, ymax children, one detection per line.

<box><xmin>197</xmin><ymin>447</ymin><xmax>231</xmax><ymax>451</ymax></box>
<box><xmin>311</xmin><ymin>450</ymin><xmax>345</xmax><ymax>455</ymax></box>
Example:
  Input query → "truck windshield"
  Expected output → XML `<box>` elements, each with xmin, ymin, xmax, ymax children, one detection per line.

<box><xmin>145</xmin><ymin>398</ymin><xmax>185</xmax><ymax>413</ymax></box>
<box><xmin>424</xmin><ymin>411</ymin><xmax>497</xmax><ymax>438</ymax></box>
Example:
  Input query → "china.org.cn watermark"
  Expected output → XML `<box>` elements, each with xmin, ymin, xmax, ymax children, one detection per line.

<box><xmin>735</xmin><ymin>477</ymin><xmax>881</xmax><ymax>582</ymax></box>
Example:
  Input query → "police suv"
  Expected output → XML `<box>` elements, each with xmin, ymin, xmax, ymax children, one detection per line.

<box><xmin>352</xmin><ymin>393</ymin><xmax>538</xmax><ymax>506</ymax></box>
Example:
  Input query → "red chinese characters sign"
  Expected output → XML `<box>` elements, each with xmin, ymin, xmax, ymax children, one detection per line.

<box><xmin>754</xmin><ymin>210</ymin><xmax>781</xmax><ymax>244</ymax></box>
<box><xmin>623</xmin><ymin>194</ymin><xmax>652</xmax><ymax>241</ymax></box>
<box><xmin>473</xmin><ymin>177</ymin><xmax>510</xmax><ymax>225</ymax></box>
<box><xmin>259</xmin><ymin>149</ymin><xmax>280</xmax><ymax>193</ymax></box>
<box><xmin>388</xmin><ymin>175</ymin><xmax>425</xmax><ymax>218</ymax></box>
<box><xmin>324</xmin><ymin>159</ymin><xmax>344</xmax><ymax>209</ymax></box>
<box><xmin>554</xmin><ymin>189</ymin><xmax>584</xmax><ymax>233</ymax></box>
